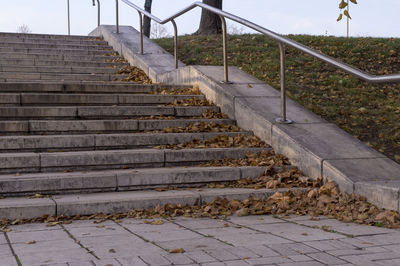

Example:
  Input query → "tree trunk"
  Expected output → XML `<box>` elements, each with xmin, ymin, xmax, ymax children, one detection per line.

<box><xmin>143</xmin><ymin>0</ymin><xmax>153</xmax><ymax>38</ymax></box>
<box><xmin>195</xmin><ymin>0</ymin><xmax>222</xmax><ymax>35</ymax></box>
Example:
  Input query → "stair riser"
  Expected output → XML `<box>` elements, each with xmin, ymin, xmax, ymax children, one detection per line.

<box><xmin>0</xmin><ymin>59</ymin><xmax>127</xmax><ymax>68</ymax></box>
<box><xmin>0</xmin><ymin>43</ymin><xmax>112</xmax><ymax>50</ymax></box>
<box><xmin>0</xmin><ymin>73</ymin><xmax>129</xmax><ymax>82</ymax></box>
<box><xmin>0</xmin><ymin>119</ymin><xmax>233</xmax><ymax>135</ymax></box>
<box><xmin>0</xmin><ymin>32</ymin><xmax>101</xmax><ymax>40</ymax></box>
<box><xmin>0</xmin><ymin>106</ymin><xmax>219</xmax><ymax>120</ymax></box>
<box><xmin>0</xmin><ymin>53</ymin><xmax>120</xmax><ymax>62</ymax></box>
<box><xmin>0</xmin><ymin>47</ymin><xmax>114</xmax><ymax>55</ymax></box>
<box><xmin>0</xmin><ymin>148</ymin><xmax>267</xmax><ymax>174</ymax></box>
<box><xmin>0</xmin><ymin>66</ymin><xmax>119</xmax><ymax>74</ymax></box>
<box><xmin>0</xmin><ymin>83</ymin><xmax>189</xmax><ymax>93</ymax></box>
<box><xmin>0</xmin><ymin>132</ymin><xmax>249</xmax><ymax>152</ymax></box>
<box><xmin>0</xmin><ymin>187</ymin><xmax>286</xmax><ymax>220</ymax></box>
<box><xmin>0</xmin><ymin>37</ymin><xmax>108</xmax><ymax>46</ymax></box>
<box><xmin>0</xmin><ymin>167</ymin><xmax>264</xmax><ymax>196</ymax></box>
<box><xmin>2</xmin><ymin>94</ymin><xmax>203</xmax><ymax>106</ymax></box>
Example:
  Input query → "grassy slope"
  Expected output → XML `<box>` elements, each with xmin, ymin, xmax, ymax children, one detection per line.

<box><xmin>155</xmin><ymin>34</ymin><xmax>400</xmax><ymax>164</ymax></box>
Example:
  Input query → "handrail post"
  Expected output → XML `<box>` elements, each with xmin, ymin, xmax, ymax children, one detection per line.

<box><xmin>115</xmin><ymin>0</ymin><xmax>119</xmax><ymax>33</ymax></box>
<box><xmin>137</xmin><ymin>11</ymin><xmax>144</xmax><ymax>54</ymax></box>
<box><xmin>276</xmin><ymin>43</ymin><xmax>292</xmax><ymax>124</ymax></box>
<box><xmin>93</xmin><ymin>0</ymin><xmax>101</xmax><ymax>26</ymax></box>
<box><xmin>97</xmin><ymin>0</ymin><xmax>101</xmax><ymax>26</ymax></box>
<box><xmin>67</xmin><ymin>0</ymin><xmax>70</xmax><ymax>35</ymax></box>
<box><xmin>171</xmin><ymin>19</ymin><xmax>178</xmax><ymax>69</ymax></box>
<box><xmin>219</xmin><ymin>15</ymin><xmax>231</xmax><ymax>84</ymax></box>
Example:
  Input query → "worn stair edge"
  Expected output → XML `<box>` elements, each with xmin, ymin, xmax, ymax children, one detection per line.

<box><xmin>0</xmin><ymin>59</ymin><xmax>128</xmax><ymax>68</ymax></box>
<box><xmin>0</xmin><ymin>32</ymin><xmax>102</xmax><ymax>40</ymax></box>
<box><xmin>0</xmin><ymin>83</ymin><xmax>192</xmax><ymax>93</ymax></box>
<box><xmin>0</xmin><ymin>53</ymin><xmax>121</xmax><ymax>61</ymax></box>
<box><xmin>0</xmin><ymin>73</ymin><xmax>130</xmax><ymax>82</ymax></box>
<box><xmin>0</xmin><ymin>118</ymin><xmax>234</xmax><ymax>135</ymax></box>
<box><xmin>91</xmin><ymin>25</ymin><xmax>400</xmax><ymax>212</ymax></box>
<box><xmin>0</xmin><ymin>187</ymin><xmax>295</xmax><ymax>220</ymax></box>
<box><xmin>0</xmin><ymin>66</ymin><xmax>122</xmax><ymax>75</ymax></box>
<box><xmin>0</xmin><ymin>147</ymin><xmax>268</xmax><ymax>173</ymax></box>
<box><xmin>0</xmin><ymin>93</ymin><xmax>204</xmax><ymax>106</ymax></box>
<box><xmin>0</xmin><ymin>166</ymin><xmax>266</xmax><ymax>196</ymax></box>
<box><xmin>0</xmin><ymin>106</ymin><xmax>219</xmax><ymax>119</ymax></box>
<box><xmin>0</xmin><ymin>131</ymin><xmax>251</xmax><ymax>152</ymax></box>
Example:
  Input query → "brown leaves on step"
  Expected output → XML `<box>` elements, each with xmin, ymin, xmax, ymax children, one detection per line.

<box><xmin>2</xmin><ymin>181</ymin><xmax>400</xmax><ymax>230</ymax></box>
<box><xmin>149</xmin><ymin>87</ymin><xmax>202</xmax><ymax>95</ymax></box>
<box><xmin>115</xmin><ymin>66</ymin><xmax>152</xmax><ymax>84</ymax></box>
<box><xmin>136</xmin><ymin>115</ymin><xmax>176</xmax><ymax>120</ymax></box>
<box><xmin>160</xmin><ymin>122</ymin><xmax>241</xmax><ymax>134</ymax></box>
<box><xmin>218</xmin><ymin>166</ymin><xmax>321</xmax><ymax>190</ymax></box>
<box><xmin>164</xmin><ymin>97</ymin><xmax>212</xmax><ymax>107</ymax></box>
<box><xmin>105</xmin><ymin>57</ymin><xmax>128</xmax><ymax>63</ymax></box>
<box><xmin>155</xmin><ymin>134</ymin><xmax>269</xmax><ymax>150</ymax></box>
<box><xmin>200</xmin><ymin>150</ymin><xmax>289</xmax><ymax>168</ymax></box>
<box><xmin>195</xmin><ymin>110</ymin><xmax>228</xmax><ymax>120</ymax></box>
<box><xmin>104</xmin><ymin>52</ymin><xmax>120</xmax><ymax>57</ymax></box>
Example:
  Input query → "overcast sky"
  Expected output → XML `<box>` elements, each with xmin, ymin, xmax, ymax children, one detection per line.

<box><xmin>0</xmin><ymin>0</ymin><xmax>399</xmax><ymax>38</ymax></box>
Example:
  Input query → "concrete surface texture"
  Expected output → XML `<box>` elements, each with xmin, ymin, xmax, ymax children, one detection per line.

<box><xmin>2</xmin><ymin>215</ymin><xmax>400</xmax><ymax>266</ymax></box>
<box><xmin>90</xmin><ymin>25</ymin><xmax>400</xmax><ymax>212</ymax></box>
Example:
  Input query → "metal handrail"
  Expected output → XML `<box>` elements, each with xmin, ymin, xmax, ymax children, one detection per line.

<box><xmin>108</xmin><ymin>0</ymin><xmax>400</xmax><ymax>123</ymax></box>
<box><xmin>92</xmin><ymin>0</ymin><xmax>100</xmax><ymax>26</ymax></box>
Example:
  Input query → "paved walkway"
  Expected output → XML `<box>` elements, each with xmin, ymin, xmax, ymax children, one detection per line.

<box><xmin>2</xmin><ymin>215</ymin><xmax>400</xmax><ymax>266</ymax></box>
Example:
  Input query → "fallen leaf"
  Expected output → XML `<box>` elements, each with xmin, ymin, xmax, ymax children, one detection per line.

<box><xmin>169</xmin><ymin>248</ymin><xmax>185</xmax><ymax>253</ymax></box>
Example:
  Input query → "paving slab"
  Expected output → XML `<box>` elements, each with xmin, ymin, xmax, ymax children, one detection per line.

<box><xmin>5</xmin><ymin>213</ymin><xmax>400</xmax><ymax>265</ymax></box>
<box><xmin>297</xmin><ymin>218</ymin><xmax>394</xmax><ymax>236</ymax></box>
<box><xmin>252</xmin><ymin>223</ymin><xmax>346</xmax><ymax>242</ymax></box>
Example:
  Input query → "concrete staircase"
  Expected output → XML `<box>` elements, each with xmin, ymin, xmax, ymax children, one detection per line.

<box><xmin>0</xmin><ymin>33</ymin><xmax>283</xmax><ymax>220</ymax></box>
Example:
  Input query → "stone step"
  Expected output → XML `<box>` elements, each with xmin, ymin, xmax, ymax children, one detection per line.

<box><xmin>2</xmin><ymin>93</ymin><xmax>204</xmax><ymax>106</ymax></box>
<box><xmin>0</xmin><ymin>72</ymin><xmax>129</xmax><ymax>82</ymax></box>
<box><xmin>0</xmin><ymin>187</ymin><xmax>289</xmax><ymax>220</ymax></box>
<box><xmin>0</xmin><ymin>37</ymin><xmax>108</xmax><ymax>46</ymax></box>
<box><xmin>0</xmin><ymin>147</ymin><xmax>267</xmax><ymax>173</ymax></box>
<box><xmin>0</xmin><ymin>131</ymin><xmax>248</xmax><ymax>152</ymax></box>
<box><xmin>0</xmin><ymin>52</ymin><xmax>120</xmax><ymax>62</ymax></box>
<box><xmin>0</xmin><ymin>32</ymin><xmax>101</xmax><ymax>40</ymax></box>
<box><xmin>0</xmin><ymin>118</ymin><xmax>233</xmax><ymax>135</ymax></box>
<box><xmin>0</xmin><ymin>166</ymin><xmax>265</xmax><ymax>196</ymax></box>
<box><xmin>0</xmin><ymin>83</ymin><xmax>189</xmax><ymax>93</ymax></box>
<box><xmin>0</xmin><ymin>59</ymin><xmax>128</xmax><ymax>68</ymax></box>
<box><xmin>0</xmin><ymin>47</ymin><xmax>112</xmax><ymax>56</ymax></box>
<box><xmin>0</xmin><ymin>42</ymin><xmax>112</xmax><ymax>51</ymax></box>
<box><xmin>0</xmin><ymin>65</ymin><xmax>120</xmax><ymax>75</ymax></box>
<box><xmin>0</xmin><ymin>106</ymin><xmax>219</xmax><ymax>120</ymax></box>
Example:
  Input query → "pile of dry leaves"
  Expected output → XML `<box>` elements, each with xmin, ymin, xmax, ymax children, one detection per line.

<box><xmin>116</xmin><ymin>66</ymin><xmax>152</xmax><ymax>84</ymax></box>
<box><xmin>149</xmin><ymin>87</ymin><xmax>202</xmax><ymax>95</ymax></box>
<box><xmin>2</xmin><ymin>181</ymin><xmax>399</xmax><ymax>231</ymax></box>
<box><xmin>160</xmin><ymin>122</ymin><xmax>241</xmax><ymax>134</ymax></box>
<box><xmin>155</xmin><ymin>134</ymin><xmax>269</xmax><ymax>150</ymax></box>
<box><xmin>165</xmin><ymin>97</ymin><xmax>212</xmax><ymax>107</ymax></box>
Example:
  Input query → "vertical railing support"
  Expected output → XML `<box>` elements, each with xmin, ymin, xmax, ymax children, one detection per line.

<box><xmin>171</xmin><ymin>19</ymin><xmax>178</xmax><ymax>69</ymax></box>
<box><xmin>67</xmin><ymin>0</ymin><xmax>71</xmax><ymax>35</ymax></box>
<box><xmin>97</xmin><ymin>0</ymin><xmax>101</xmax><ymax>26</ymax></box>
<box><xmin>137</xmin><ymin>11</ymin><xmax>144</xmax><ymax>54</ymax></box>
<box><xmin>275</xmin><ymin>43</ymin><xmax>292</xmax><ymax>124</ymax></box>
<box><xmin>115</xmin><ymin>0</ymin><xmax>119</xmax><ymax>33</ymax></box>
<box><xmin>219</xmin><ymin>15</ymin><xmax>231</xmax><ymax>84</ymax></box>
<box><xmin>92</xmin><ymin>0</ymin><xmax>101</xmax><ymax>26</ymax></box>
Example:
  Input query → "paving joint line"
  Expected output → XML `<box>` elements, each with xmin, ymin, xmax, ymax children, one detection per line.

<box><xmin>113</xmin><ymin>220</ymin><xmax>169</xmax><ymax>254</ymax></box>
<box><xmin>3</xmin><ymin>232</ymin><xmax>22</xmax><ymax>266</ymax></box>
<box><xmin>59</xmin><ymin>224</ymin><xmax>100</xmax><ymax>260</ymax></box>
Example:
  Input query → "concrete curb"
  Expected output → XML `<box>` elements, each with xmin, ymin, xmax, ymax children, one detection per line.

<box><xmin>91</xmin><ymin>25</ymin><xmax>400</xmax><ymax>211</ymax></box>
